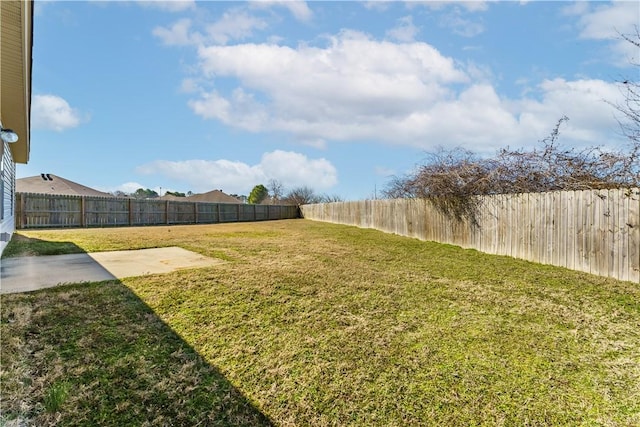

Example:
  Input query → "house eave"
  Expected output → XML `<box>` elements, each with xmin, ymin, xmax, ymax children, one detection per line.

<box><xmin>1</xmin><ymin>0</ymin><xmax>33</xmax><ymax>164</ymax></box>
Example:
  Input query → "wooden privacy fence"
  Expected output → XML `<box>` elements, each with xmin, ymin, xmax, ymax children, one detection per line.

<box><xmin>16</xmin><ymin>193</ymin><xmax>299</xmax><ymax>229</ymax></box>
<box><xmin>301</xmin><ymin>188</ymin><xmax>640</xmax><ymax>283</ymax></box>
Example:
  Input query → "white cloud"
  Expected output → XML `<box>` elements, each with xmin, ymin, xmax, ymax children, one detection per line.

<box><xmin>104</xmin><ymin>181</ymin><xmax>147</xmax><ymax>194</ymax></box>
<box><xmin>414</xmin><ymin>1</ymin><xmax>489</xmax><ymax>13</ymax></box>
<box><xmin>439</xmin><ymin>13</ymin><xmax>484</xmax><ymax>37</ymax></box>
<box><xmin>179</xmin><ymin>78</ymin><xmax>201</xmax><ymax>94</ymax></box>
<box><xmin>260</xmin><ymin>150</ymin><xmax>337</xmax><ymax>188</ymax></box>
<box><xmin>205</xmin><ymin>9</ymin><xmax>268</xmax><ymax>45</ymax></box>
<box><xmin>455</xmin><ymin>1</ymin><xmax>489</xmax><ymax>13</ymax></box>
<box><xmin>363</xmin><ymin>1</ymin><xmax>392</xmax><ymax>12</ymax></box>
<box><xmin>386</xmin><ymin>16</ymin><xmax>419</xmax><ymax>42</ymax></box>
<box><xmin>32</xmin><ymin>94</ymin><xmax>84</xmax><ymax>131</ymax></box>
<box><xmin>135</xmin><ymin>150</ymin><xmax>337</xmax><ymax>194</ymax></box>
<box><xmin>569</xmin><ymin>1</ymin><xmax>639</xmax><ymax>66</ymax></box>
<box><xmin>249</xmin><ymin>0</ymin><xmax>313</xmax><ymax>22</ymax></box>
<box><xmin>561</xmin><ymin>1</ymin><xmax>590</xmax><ymax>17</ymax></box>
<box><xmin>393</xmin><ymin>79</ymin><xmax>624</xmax><ymax>153</ymax></box>
<box><xmin>574</xmin><ymin>1</ymin><xmax>637</xmax><ymax>40</ymax></box>
<box><xmin>136</xmin><ymin>0</ymin><xmax>196</xmax><ymax>13</ymax></box>
<box><xmin>137</xmin><ymin>159</ymin><xmax>262</xmax><ymax>194</ymax></box>
<box><xmin>515</xmin><ymin>78</ymin><xmax>624</xmax><ymax>146</ymax></box>
<box><xmin>188</xmin><ymin>88</ymin><xmax>268</xmax><ymax>132</ymax></box>
<box><xmin>118</xmin><ymin>182</ymin><xmax>147</xmax><ymax>193</ymax></box>
<box><xmin>190</xmin><ymin>31</ymin><xmax>468</xmax><ymax>143</ymax></box>
<box><xmin>152</xmin><ymin>18</ymin><xmax>201</xmax><ymax>46</ymax></box>
<box><xmin>406</xmin><ymin>2</ymin><xmax>487</xmax><ymax>37</ymax></box>
<box><xmin>185</xmin><ymin>30</ymin><xmax>625</xmax><ymax>152</ymax></box>
<box><xmin>153</xmin><ymin>9</ymin><xmax>268</xmax><ymax>46</ymax></box>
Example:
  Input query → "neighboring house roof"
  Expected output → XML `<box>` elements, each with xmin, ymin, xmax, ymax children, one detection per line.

<box><xmin>186</xmin><ymin>190</ymin><xmax>242</xmax><ymax>204</ymax></box>
<box><xmin>158</xmin><ymin>194</ymin><xmax>185</xmax><ymax>201</ymax></box>
<box><xmin>1</xmin><ymin>0</ymin><xmax>33</xmax><ymax>164</ymax></box>
<box><xmin>17</xmin><ymin>174</ymin><xmax>113</xmax><ymax>197</ymax></box>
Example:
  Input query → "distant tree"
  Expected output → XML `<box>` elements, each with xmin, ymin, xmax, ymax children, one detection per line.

<box><xmin>132</xmin><ymin>188</ymin><xmax>159</xmax><ymax>199</ymax></box>
<box><xmin>165</xmin><ymin>191</ymin><xmax>186</xmax><ymax>197</ymax></box>
<box><xmin>280</xmin><ymin>186</ymin><xmax>343</xmax><ymax>205</ymax></box>
<box><xmin>248</xmin><ymin>184</ymin><xmax>269</xmax><ymax>204</ymax></box>
<box><xmin>187</xmin><ymin>191</ymin><xmax>194</xmax><ymax>196</ymax></box>
<box><xmin>320</xmin><ymin>194</ymin><xmax>344</xmax><ymax>203</ymax></box>
<box><xmin>268</xmin><ymin>179</ymin><xmax>284</xmax><ymax>203</ymax></box>
<box><xmin>112</xmin><ymin>190</ymin><xmax>128</xmax><ymax>198</ymax></box>
<box><xmin>283</xmin><ymin>186</ymin><xmax>322</xmax><ymax>205</ymax></box>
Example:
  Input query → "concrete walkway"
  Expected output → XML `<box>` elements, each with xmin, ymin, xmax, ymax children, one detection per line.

<box><xmin>0</xmin><ymin>247</ymin><xmax>224</xmax><ymax>294</ymax></box>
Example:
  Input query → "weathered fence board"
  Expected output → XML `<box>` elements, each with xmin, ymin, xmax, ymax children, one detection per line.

<box><xmin>16</xmin><ymin>193</ymin><xmax>299</xmax><ymax>229</ymax></box>
<box><xmin>301</xmin><ymin>188</ymin><xmax>640</xmax><ymax>283</ymax></box>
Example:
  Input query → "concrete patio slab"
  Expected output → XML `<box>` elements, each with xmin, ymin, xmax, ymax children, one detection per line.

<box><xmin>1</xmin><ymin>247</ymin><xmax>223</xmax><ymax>294</ymax></box>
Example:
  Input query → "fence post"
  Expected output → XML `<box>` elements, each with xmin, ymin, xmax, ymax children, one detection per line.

<box><xmin>194</xmin><ymin>202</ymin><xmax>198</xmax><ymax>224</ymax></box>
<box><xmin>80</xmin><ymin>196</ymin><xmax>86</xmax><ymax>227</ymax></box>
<box><xmin>128</xmin><ymin>199</ymin><xmax>133</xmax><ymax>226</ymax></box>
<box><xmin>166</xmin><ymin>200</ymin><xmax>170</xmax><ymax>225</ymax></box>
<box><xmin>15</xmin><ymin>193</ymin><xmax>21</xmax><ymax>229</ymax></box>
<box><xmin>20</xmin><ymin>193</ymin><xmax>26</xmax><ymax>229</ymax></box>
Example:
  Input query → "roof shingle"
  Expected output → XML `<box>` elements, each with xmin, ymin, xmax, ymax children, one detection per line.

<box><xmin>17</xmin><ymin>174</ymin><xmax>113</xmax><ymax>197</ymax></box>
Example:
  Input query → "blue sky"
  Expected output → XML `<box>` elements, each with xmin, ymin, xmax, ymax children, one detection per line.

<box><xmin>22</xmin><ymin>0</ymin><xmax>639</xmax><ymax>200</ymax></box>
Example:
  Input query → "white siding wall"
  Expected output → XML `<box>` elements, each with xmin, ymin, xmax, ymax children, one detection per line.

<box><xmin>1</xmin><ymin>141</ymin><xmax>16</xmax><ymax>255</ymax></box>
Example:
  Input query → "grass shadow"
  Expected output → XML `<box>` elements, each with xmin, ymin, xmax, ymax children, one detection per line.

<box><xmin>2</xmin><ymin>234</ymin><xmax>88</xmax><ymax>259</ymax></box>
<box><xmin>0</xmin><ymin>280</ymin><xmax>273</xmax><ymax>426</ymax></box>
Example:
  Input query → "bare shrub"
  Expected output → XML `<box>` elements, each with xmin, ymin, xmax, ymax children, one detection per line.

<box><xmin>385</xmin><ymin>30</ymin><xmax>640</xmax><ymax>224</ymax></box>
<box><xmin>383</xmin><ymin>117</ymin><xmax>640</xmax><ymax>224</ymax></box>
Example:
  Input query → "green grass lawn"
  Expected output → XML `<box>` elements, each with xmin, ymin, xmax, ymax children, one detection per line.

<box><xmin>2</xmin><ymin>220</ymin><xmax>639</xmax><ymax>426</ymax></box>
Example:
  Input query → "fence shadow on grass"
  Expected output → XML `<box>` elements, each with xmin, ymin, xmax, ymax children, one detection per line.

<box><xmin>1</xmin><ymin>234</ymin><xmax>89</xmax><ymax>258</ymax></box>
<box><xmin>0</xmin><ymin>280</ymin><xmax>273</xmax><ymax>426</ymax></box>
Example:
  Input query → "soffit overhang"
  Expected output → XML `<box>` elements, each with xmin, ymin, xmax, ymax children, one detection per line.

<box><xmin>1</xmin><ymin>0</ymin><xmax>33</xmax><ymax>164</ymax></box>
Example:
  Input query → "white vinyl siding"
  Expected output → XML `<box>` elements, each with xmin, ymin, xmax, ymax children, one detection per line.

<box><xmin>1</xmin><ymin>140</ymin><xmax>16</xmax><ymax>254</ymax></box>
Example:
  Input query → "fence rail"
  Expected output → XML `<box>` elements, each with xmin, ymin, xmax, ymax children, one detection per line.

<box><xmin>301</xmin><ymin>188</ymin><xmax>640</xmax><ymax>283</ymax></box>
<box><xmin>16</xmin><ymin>193</ymin><xmax>299</xmax><ymax>229</ymax></box>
